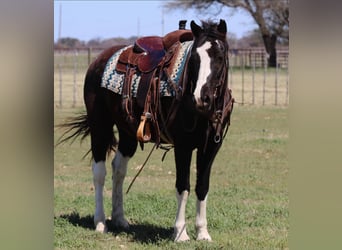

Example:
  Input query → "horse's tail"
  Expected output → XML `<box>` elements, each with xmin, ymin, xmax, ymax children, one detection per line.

<box><xmin>55</xmin><ymin>113</ymin><xmax>91</xmax><ymax>157</ymax></box>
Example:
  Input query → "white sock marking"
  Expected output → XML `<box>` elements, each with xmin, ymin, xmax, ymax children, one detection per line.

<box><xmin>196</xmin><ymin>195</ymin><xmax>212</xmax><ymax>241</ymax></box>
<box><xmin>174</xmin><ymin>190</ymin><xmax>190</xmax><ymax>242</ymax></box>
<box><xmin>111</xmin><ymin>150</ymin><xmax>130</xmax><ymax>228</ymax></box>
<box><xmin>92</xmin><ymin>160</ymin><xmax>107</xmax><ymax>233</ymax></box>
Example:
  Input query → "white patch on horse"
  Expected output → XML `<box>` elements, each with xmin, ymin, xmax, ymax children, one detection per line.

<box><xmin>111</xmin><ymin>150</ymin><xmax>130</xmax><ymax>229</ymax></box>
<box><xmin>193</xmin><ymin>41</ymin><xmax>212</xmax><ymax>105</ymax></box>
<box><xmin>92</xmin><ymin>160</ymin><xmax>107</xmax><ymax>233</ymax></box>
<box><xmin>173</xmin><ymin>190</ymin><xmax>190</xmax><ymax>242</ymax></box>
<box><xmin>196</xmin><ymin>195</ymin><xmax>212</xmax><ymax>241</ymax></box>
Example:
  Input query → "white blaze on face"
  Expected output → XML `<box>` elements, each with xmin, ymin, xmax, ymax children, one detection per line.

<box><xmin>193</xmin><ymin>41</ymin><xmax>212</xmax><ymax>105</ymax></box>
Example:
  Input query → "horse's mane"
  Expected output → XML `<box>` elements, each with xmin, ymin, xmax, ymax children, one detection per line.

<box><xmin>200</xmin><ymin>19</ymin><xmax>227</xmax><ymax>40</ymax></box>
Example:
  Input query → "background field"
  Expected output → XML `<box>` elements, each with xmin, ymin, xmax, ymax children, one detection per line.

<box><xmin>54</xmin><ymin>106</ymin><xmax>289</xmax><ymax>249</ymax></box>
<box><xmin>54</xmin><ymin>50</ymin><xmax>289</xmax><ymax>108</ymax></box>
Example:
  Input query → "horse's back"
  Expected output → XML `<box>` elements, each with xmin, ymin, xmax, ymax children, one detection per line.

<box><xmin>85</xmin><ymin>45</ymin><xmax>127</xmax><ymax>87</ymax></box>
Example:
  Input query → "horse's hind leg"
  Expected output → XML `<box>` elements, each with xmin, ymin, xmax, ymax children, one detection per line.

<box><xmin>111</xmin><ymin>129</ymin><xmax>137</xmax><ymax>229</ymax></box>
<box><xmin>91</xmin><ymin>128</ymin><xmax>112</xmax><ymax>233</ymax></box>
<box><xmin>89</xmin><ymin>97</ymin><xmax>114</xmax><ymax>233</ymax></box>
<box><xmin>92</xmin><ymin>160</ymin><xmax>107</xmax><ymax>233</ymax></box>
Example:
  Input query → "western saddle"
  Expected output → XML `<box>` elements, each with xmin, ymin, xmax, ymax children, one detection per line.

<box><xmin>115</xmin><ymin>21</ymin><xmax>193</xmax><ymax>145</ymax></box>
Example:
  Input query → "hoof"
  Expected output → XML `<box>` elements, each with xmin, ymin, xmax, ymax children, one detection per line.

<box><xmin>173</xmin><ymin>229</ymin><xmax>190</xmax><ymax>242</ymax></box>
<box><xmin>196</xmin><ymin>228</ymin><xmax>212</xmax><ymax>241</ymax></box>
<box><xmin>112</xmin><ymin>217</ymin><xmax>130</xmax><ymax>230</ymax></box>
<box><xmin>95</xmin><ymin>222</ymin><xmax>108</xmax><ymax>233</ymax></box>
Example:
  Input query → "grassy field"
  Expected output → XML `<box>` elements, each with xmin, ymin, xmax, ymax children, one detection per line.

<box><xmin>54</xmin><ymin>106</ymin><xmax>289</xmax><ymax>249</ymax></box>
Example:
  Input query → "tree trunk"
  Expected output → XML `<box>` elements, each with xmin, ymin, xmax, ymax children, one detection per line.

<box><xmin>262</xmin><ymin>34</ymin><xmax>277</xmax><ymax>67</ymax></box>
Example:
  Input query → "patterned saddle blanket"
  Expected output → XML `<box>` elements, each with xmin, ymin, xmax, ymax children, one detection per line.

<box><xmin>101</xmin><ymin>41</ymin><xmax>193</xmax><ymax>97</ymax></box>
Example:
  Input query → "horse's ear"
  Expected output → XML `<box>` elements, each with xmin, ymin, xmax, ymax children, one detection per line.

<box><xmin>190</xmin><ymin>20</ymin><xmax>202</xmax><ymax>37</ymax></box>
<box><xmin>217</xmin><ymin>19</ymin><xmax>227</xmax><ymax>34</ymax></box>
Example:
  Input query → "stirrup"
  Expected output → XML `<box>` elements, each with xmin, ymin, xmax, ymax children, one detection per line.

<box><xmin>137</xmin><ymin>112</ymin><xmax>152</xmax><ymax>143</ymax></box>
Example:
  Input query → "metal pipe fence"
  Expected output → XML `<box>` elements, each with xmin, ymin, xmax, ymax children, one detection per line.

<box><xmin>54</xmin><ymin>48</ymin><xmax>289</xmax><ymax>108</ymax></box>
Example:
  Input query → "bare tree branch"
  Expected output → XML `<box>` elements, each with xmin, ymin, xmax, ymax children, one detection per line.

<box><xmin>164</xmin><ymin>0</ymin><xmax>289</xmax><ymax>67</ymax></box>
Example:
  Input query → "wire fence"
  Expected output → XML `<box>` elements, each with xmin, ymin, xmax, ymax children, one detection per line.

<box><xmin>54</xmin><ymin>47</ymin><xmax>289</xmax><ymax>108</ymax></box>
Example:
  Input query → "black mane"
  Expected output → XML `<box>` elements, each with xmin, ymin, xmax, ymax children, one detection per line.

<box><xmin>200</xmin><ymin>20</ymin><xmax>227</xmax><ymax>40</ymax></box>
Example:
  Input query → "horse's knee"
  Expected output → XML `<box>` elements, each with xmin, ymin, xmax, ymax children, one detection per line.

<box><xmin>93</xmin><ymin>161</ymin><xmax>106</xmax><ymax>185</ymax></box>
<box><xmin>117</xmin><ymin>134</ymin><xmax>137</xmax><ymax>158</ymax></box>
<box><xmin>112</xmin><ymin>151</ymin><xmax>129</xmax><ymax>178</ymax></box>
<box><xmin>195</xmin><ymin>184</ymin><xmax>209</xmax><ymax>201</ymax></box>
<box><xmin>195</xmin><ymin>165</ymin><xmax>212</xmax><ymax>200</ymax></box>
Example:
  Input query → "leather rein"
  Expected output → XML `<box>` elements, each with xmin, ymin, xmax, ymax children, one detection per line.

<box><xmin>204</xmin><ymin>54</ymin><xmax>234</xmax><ymax>151</ymax></box>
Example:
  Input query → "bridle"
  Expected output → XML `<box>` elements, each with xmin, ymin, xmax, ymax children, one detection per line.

<box><xmin>204</xmin><ymin>39</ymin><xmax>234</xmax><ymax>150</ymax></box>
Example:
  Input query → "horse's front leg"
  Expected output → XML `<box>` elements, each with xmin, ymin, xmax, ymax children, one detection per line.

<box><xmin>195</xmin><ymin>142</ymin><xmax>222</xmax><ymax>241</ymax></box>
<box><xmin>173</xmin><ymin>145</ymin><xmax>192</xmax><ymax>242</ymax></box>
<box><xmin>196</xmin><ymin>195</ymin><xmax>211</xmax><ymax>241</ymax></box>
<box><xmin>111</xmin><ymin>150</ymin><xmax>130</xmax><ymax>229</ymax></box>
<box><xmin>111</xmin><ymin>131</ymin><xmax>137</xmax><ymax>229</ymax></box>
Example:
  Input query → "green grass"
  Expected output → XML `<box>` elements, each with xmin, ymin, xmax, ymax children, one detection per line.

<box><xmin>54</xmin><ymin>106</ymin><xmax>289</xmax><ymax>249</ymax></box>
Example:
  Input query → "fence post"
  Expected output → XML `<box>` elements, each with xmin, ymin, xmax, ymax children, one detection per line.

<box><xmin>58</xmin><ymin>63</ymin><xmax>62</xmax><ymax>108</ymax></box>
<box><xmin>73</xmin><ymin>50</ymin><xmax>78</xmax><ymax>107</ymax></box>
<box><xmin>252</xmin><ymin>53</ymin><xmax>255</xmax><ymax>105</ymax></box>
<box><xmin>286</xmin><ymin>54</ymin><xmax>289</xmax><ymax>105</ymax></box>
<box><xmin>241</xmin><ymin>53</ymin><xmax>244</xmax><ymax>105</ymax></box>
<box><xmin>248</xmin><ymin>49</ymin><xmax>252</xmax><ymax>67</ymax></box>
<box><xmin>275</xmin><ymin>51</ymin><xmax>278</xmax><ymax>106</ymax></box>
<box><xmin>229</xmin><ymin>64</ymin><xmax>233</xmax><ymax>89</ymax></box>
<box><xmin>263</xmin><ymin>51</ymin><xmax>267</xmax><ymax>106</ymax></box>
<box><xmin>88</xmin><ymin>47</ymin><xmax>92</xmax><ymax>65</ymax></box>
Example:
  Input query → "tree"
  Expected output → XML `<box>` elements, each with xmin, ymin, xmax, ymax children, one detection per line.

<box><xmin>239</xmin><ymin>29</ymin><xmax>264</xmax><ymax>47</ymax></box>
<box><xmin>164</xmin><ymin>0</ymin><xmax>289</xmax><ymax>67</ymax></box>
<box><xmin>56</xmin><ymin>37</ymin><xmax>83</xmax><ymax>48</ymax></box>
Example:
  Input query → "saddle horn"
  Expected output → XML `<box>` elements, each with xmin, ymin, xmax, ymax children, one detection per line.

<box><xmin>179</xmin><ymin>20</ymin><xmax>187</xmax><ymax>30</ymax></box>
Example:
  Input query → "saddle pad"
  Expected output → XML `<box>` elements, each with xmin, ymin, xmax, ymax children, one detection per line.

<box><xmin>101</xmin><ymin>41</ymin><xmax>193</xmax><ymax>97</ymax></box>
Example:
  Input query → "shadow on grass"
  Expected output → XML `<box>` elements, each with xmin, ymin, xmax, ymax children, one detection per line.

<box><xmin>58</xmin><ymin>212</ymin><xmax>174</xmax><ymax>244</ymax></box>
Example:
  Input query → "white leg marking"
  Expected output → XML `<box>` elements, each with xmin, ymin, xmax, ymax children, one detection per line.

<box><xmin>111</xmin><ymin>150</ymin><xmax>130</xmax><ymax>229</ymax></box>
<box><xmin>92</xmin><ymin>160</ymin><xmax>107</xmax><ymax>233</ymax></box>
<box><xmin>196</xmin><ymin>195</ymin><xmax>212</xmax><ymax>241</ymax></box>
<box><xmin>193</xmin><ymin>41</ymin><xmax>212</xmax><ymax>105</ymax></box>
<box><xmin>173</xmin><ymin>190</ymin><xmax>190</xmax><ymax>242</ymax></box>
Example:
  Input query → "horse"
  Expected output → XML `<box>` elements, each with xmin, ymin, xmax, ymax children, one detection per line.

<box><xmin>58</xmin><ymin>19</ymin><xmax>234</xmax><ymax>242</ymax></box>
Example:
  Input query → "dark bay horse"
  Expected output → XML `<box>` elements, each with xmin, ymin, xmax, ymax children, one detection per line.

<box><xmin>59</xmin><ymin>19</ymin><xmax>234</xmax><ymax>242</ymax></box>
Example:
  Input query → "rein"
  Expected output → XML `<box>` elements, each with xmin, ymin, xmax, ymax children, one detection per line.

<box><xmin>126</xmin><ymin>143</ymin><xmax>157</xmax><ymax>194</ymax></box>
<box><xmin>202</xmin><ymin>54</ymin><xmax>234</xmax><ymax>151</ymax></box>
